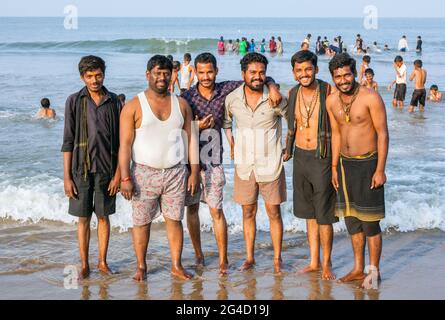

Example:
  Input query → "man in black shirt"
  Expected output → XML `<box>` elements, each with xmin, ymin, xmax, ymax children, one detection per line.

<box><xmin>61</xmin><ymin>55</ymin><xmax>121</xmax><ymax>279</ymax></box>
<box><xmin>416</xmin><ymin>36</ymin><xmax>423</xmax><ymax>53</ymax></box>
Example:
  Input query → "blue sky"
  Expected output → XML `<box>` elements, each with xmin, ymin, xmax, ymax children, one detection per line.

<box><xmin>1</xmin><ymin>0</ymin><xmax>444</xmax><ymax>17</ymax></box>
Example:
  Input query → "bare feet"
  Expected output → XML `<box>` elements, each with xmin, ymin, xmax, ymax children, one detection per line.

<box><xmin>297</xmin><ymin>264</ymin><xmax>320</xmax><ymax>275</ymax></box>
<box><xmin>360</xmin><ymin>269</ymin><xmax>381</xmax><ymax>289</ymax></box>
<box><xmin>219</xmin><ymin>262</ymin><xmax>229</xmax><ymax>276</ymax></box>
<box><xmin>321</xmin><ymin>265</ymin><xmax>336</xmax><ymax>280</ymax></box>
<box><xmin>98</xmin><ymin>262</ymin><xmax>114</xmax><ymax>275</ymax></box>
<box><xmin>337</xmin><ymin>270</ymin><xmax>366</xmax><ymax>283</ymax></box>
<box><xmin>132</xmin><ymin>267</ymin><xmax>147</xmax><ymax>282</ymax></box>
<box><xmin>195</xmin><ymin>255</ymin><xmax>205</xmax><ymax>267</ymax></box>
<box><xmin>239</xmin><ymin>259</ymin><xmax>255</xmax><ymax>272</ymax></box>
<box><xmin>273</xmin><ymin>258</ymin><xmax>283</xmax><ymax>274</ymax></box>
<box><xmin>171</xmin><ymin>266</ymin><xmax>193</xmax><ymax>280</ymax></box>
<box><xmin>79</xmin><ymin>265</ymin><xmax>90</xmax><ymax>280</ymax></box>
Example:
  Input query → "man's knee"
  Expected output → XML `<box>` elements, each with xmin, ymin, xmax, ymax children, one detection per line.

<box><xmin>78</xmin><ymin>216</ymin><xmax>91</xmax><ymax>225</ymax></box>
<box><xmin>209</xmin><ymin>208</ymin><xmax>224</xmax><ymax>221</ymax></box>
<box><xmin>266</xmin><ymin>206</ymin><xmax>282</xmax><ymax>221</ymax></box>
<box><xmin>97</xmin><ymin>216</ymin><xmax>109</xmax><ymax>223</ymax></box>
<box><xmin>242</xmin><ymin>204</ymin><xmax>257</xmax><ymax>220</ymax></box>
<box><xmin>186</xmin><ymin>204</ymin><xmax>200</xmax><ymax>216</ymax></box>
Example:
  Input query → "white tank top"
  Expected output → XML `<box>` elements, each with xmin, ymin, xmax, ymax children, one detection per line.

<box><xmin>132</xmin><ymin>92</ymin><xmax>186</xmax><ymax>169</ymax></box>
<box><xmin>180</xmin><ymin>63</ymin><xmax>191</xmax><ymax>89</ymax></box>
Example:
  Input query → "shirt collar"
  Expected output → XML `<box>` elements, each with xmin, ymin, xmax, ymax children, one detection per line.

<box><xmin>80</xmin><ymin>86</ymin><xmax>111</xmax><ymax>104</ymax></box>
<box><xmin>191</xmin><ymin>83</ymin><xmax>222</xmax><ymax>102</ymax></box>
<box><xmin>236</xmin><ymin>84</ymin><xmax>269</xmax><ymax>106</ymax></box>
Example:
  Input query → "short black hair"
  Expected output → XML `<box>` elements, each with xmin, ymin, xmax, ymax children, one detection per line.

<box><xmin>291</xmin><ymin>50</ymin><xmax>318</xmax><ymax>69</ymax></box>
<box><xmin>195</xmin><ymin>52</ymin><xmax>217</xmax><ymax>69</ymax></box>
<box><xmin>430</xmin><ymin>84</ymin><xmax>438</xmax><ymax>90</ymax></box>
<box><xmin>147</xmin><ymin>55</ymin><xmax>173</xmax><ymax>72</ymax></box>
<box><xmin>414</xmin><ymin>59</ymin><xmax>423</xmax><ymax>67</ymax></box>
<box><xmin>78</xmin><ymin>55</ymin><xmax>106</xmax><ymax>76</ymax></box>
<box><xmin>184</xmin><ymin>53</ymin><xmax>192</xmax><ymax>61</ymax></box>
<box><xmin>173</xmin><ymin>61</ymin><xmax>181</xmax><ymax>69</ymax></box>
<box><xmin>328</xmin><ymin>53</ymin><xmax>357</xmax><ymax>75</ymax></box>
<box><xmin>40</xmin><ymin>98</ymin><xmax>50</xmax><ymax>108</ymax></box>
<box><xmin>363</xmin><ymin>55</ymin><xmax>371</xmax><ymax>63</ymax></box>
<box><xmin>365</xmin><ymin>68</ymin><xmax>375</xmax><ymax>76</ymax></box>
<box><xmin>394</xmin><ymin>55</ymin><xmax>403</xmax><ymax>62</ymax></box>
<box><xmin>166</xmin><ymin>55</ymin><xmax>173</xmax><ymax>62</ymax></box>
<box><xmin>240</xmin><ymin>52</ymin><xmax>268</xmax><ymax>72</ymax></box>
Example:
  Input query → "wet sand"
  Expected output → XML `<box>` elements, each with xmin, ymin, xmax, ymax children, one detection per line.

<box><xmin>0</xmin><ymin>219</ymin><xmax>444</xmax><ymax>300</ymax></box>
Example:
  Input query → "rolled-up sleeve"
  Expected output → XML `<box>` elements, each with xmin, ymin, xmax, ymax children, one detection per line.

<box><xmin>61</xmin><ymin>95</ymin><xmax>76</xmax><ymax>152</ymax></box>
<box><xmin>222</xmin><ymin>96</ymin><xmax>233</xmax><ymax>129</ymax></box>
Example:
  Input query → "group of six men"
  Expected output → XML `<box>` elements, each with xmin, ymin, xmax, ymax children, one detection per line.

<box><xmin>62</xmin><ymin>50</ymin><xmax>388</xmax><ymax>289</ymax></box>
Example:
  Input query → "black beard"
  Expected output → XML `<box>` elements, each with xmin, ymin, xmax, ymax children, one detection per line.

<box><xmin>245</xmin><ymin>81</ymin><xmax>264</xmax><ymax>92</ymax></box>
<box><xmin>340</xmin><ymin>80</ymin><xmax>358</xmax><ymax>95</ymax></box>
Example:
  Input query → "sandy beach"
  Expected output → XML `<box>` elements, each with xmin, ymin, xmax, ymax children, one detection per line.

<box><xmin>0</xmin><ymin>219</ymin><xmax>443</xmax><ymax>300</ymax></box>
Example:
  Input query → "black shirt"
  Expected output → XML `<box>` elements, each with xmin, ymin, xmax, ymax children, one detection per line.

<box><xmin>61</xmin><ymin>86</ymin><xmax>117</xmax><ymax>174</ymax></box>
<box><xmin>416</xmin><ymin>39</ymin><xmax>423</xmax><ymax>51</ymax></box>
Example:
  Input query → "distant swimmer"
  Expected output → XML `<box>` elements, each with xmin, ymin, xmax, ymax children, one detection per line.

<box><xmin>249</xmin><ymin>39</ymin><xmax>256</xmax><ymax>53</ymax></box>
<box><xmin>179</xmin><ymin>53</ymin><xmax>196</xmax><ymax>93</ymax></box>
<box><xmin>303</xmin><ymin>34</ymin><xmax>311</xmax><ymax>45</ymax></box>
<box><xmin>361</xmin><ymin>68</ymin><xmax>378</xmax><ymax>92</ymax></box>
<box><xmin>388</xmin><ymin>55</ymin><xmax>407</xmax><ymax>109</ymax></box>
<box><xmin>315</xmin><ymin>36</ymin><xmax>325</xmax><ymax>55</ymax></box>
<box><xmin>301</xmin><ymin>41</ymin><xmax>310</xmax><ymax>51</ymax></box>
<box><xmin>428</xmin><ymin>85</ymin><xmax>442</xmax><ymax>102</ymax></box>
<box><xmin>408</xmin><ymin>59</ymin><xmax>427</xmax><ymax>113</ymax></box>
<box><xmin>372</xmin><ymin>41</ymin><xmax>382</xmax><ymax>53</ymax></box>
<box><xmin>359</xmin><ymin>55</ymin><xmax>371</xmax><ymax>83</ymax></box>
<box><xmin>170</xmin><ymin>61</ymin><xmax>181</xmax><ymax>93</ymax></box>
<box><xmin>354</xmin><ymin>34</ymin><xmax>364</xmax><ymax>54</ymax></box>
<box><xmin>217</xmin><ymin>36</ymin><xmax>225</xmax><ymax>52</ymax></box>
<box><xmin>277</xmin><ymin>36</ymin><xmax>283</xmax><ymax>54</ymax></box>
<box><xmin>225</xmin><ymin>39</ymin><xmax>235</xmax><ymax>52</ymax></box>
<box><xmin>36</xmin><ymin>98</ymin><xmax>56</xmax><ymax>119</ymax></box>
<box><xmin>398</xmin><ymin>35</ymin><xmax>409</xmax><ymax>52</ymax></box>
<box><xmin>416</xmin><ymin>36</ymin><xmax>423</xmax><ymax>53</ymax></box>
<box><xmin>269</xmin><ymin>36</ymin><xmax>277</xmax><ymax>53</ymax></box>
<box><xmin>260</xmin><ymin>38</ymin><xmax>266</xmax><ymax>53</ymax></box>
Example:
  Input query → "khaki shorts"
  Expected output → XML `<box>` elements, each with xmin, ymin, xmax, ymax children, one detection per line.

<box><xmin>233</xmin><ymin>169</ymin><xmax>287</xmax><ymax>205</ymax></box>
<box><xmin>184</xmin><ymin>165</ymin><xmax>226</xmax><ymax>209</ymax></box>
<box><xmin>131</xmin><ymin>163</ymin><xmax>187</xmax><ymax>226</ymax></box>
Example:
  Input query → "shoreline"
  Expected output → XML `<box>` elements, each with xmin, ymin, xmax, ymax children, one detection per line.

<box><xmin>0</xmin><ymin>220</ymin><xmax>444</xmax><ymax>300</ymax></box>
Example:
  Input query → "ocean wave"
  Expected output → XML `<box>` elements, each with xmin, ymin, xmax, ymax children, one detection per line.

<box><xmin>0</xmin><ymin>38</ymin><xmax>218</xmax><ymax>54</ymax></box>
<box><xmin>1</xmin><ymin>176</ymin><xmax>444</xmax><ymax>233</ymax></box>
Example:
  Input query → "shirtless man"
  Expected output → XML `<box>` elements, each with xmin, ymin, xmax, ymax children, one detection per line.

<box><xmin>37</xmin><ymin>98</ymin><xmax>56</xmax><ymax>119</ymax></box>
<box><xmin>408</xmin><ymin>59</ymin><xmax>427</xmax><ymax>113</ymax></box>
<box><xmin>326</xmin><ymin>53</ymin><xmax>389</xmax><ymax>288</ymax></box>
<box><xmin>119</xmin><ymin>55</ymin><xmax>199</xmax><ymax>281</ymax></box>
<box><xmin>283</xmin><ymin>50</ymin><xmax>337</xmax><ymax>280</ymax></box>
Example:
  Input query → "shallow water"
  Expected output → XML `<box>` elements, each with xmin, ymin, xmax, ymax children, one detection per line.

<box><xmin>0</xmin><ymin>17</ymin><xmax>445</xmax><ymax>299</ymax></box>
<box><xmin>0</xmin><ymin>17</ymin><xmax>444</xmax><ymax>233</ymax></box>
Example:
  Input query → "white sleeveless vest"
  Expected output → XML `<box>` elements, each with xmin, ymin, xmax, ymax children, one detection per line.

<box><xmin>132</xmin><ymin>92</ymin><xmax>187</xmax><ymax>169</ymax></box>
